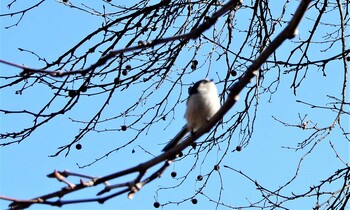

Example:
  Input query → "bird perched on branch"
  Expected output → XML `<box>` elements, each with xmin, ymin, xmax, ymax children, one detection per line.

<box><xmin>162</xmin><ymin>79</ymin><xmax>221</xmax><ymax>152</ymax></box>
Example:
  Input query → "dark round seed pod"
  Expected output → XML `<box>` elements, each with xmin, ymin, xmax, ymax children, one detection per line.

<box><xmin>122</xmin><ymin>69</ymin><xmax>128</xmax><ymax>76</ymax></box>
<box><xmin>68</xmin><ymin>90</ymin><xmax>77</xmax><ymax>97</ymax></box>
<box><xmin>80</xmin><ymin>86</ymin><xmax>87</xmax><ymax>92</ymax></box>
<box><xmin>171</xmin><ymin>171</ymin><xmax>177</xmax><ymax>178</ymax></box>
<box><xmin>191</xmin><ymin>64</ymin><xmax>196</xmax><ymax>70</ymax></box>
<box><xmin>230</xmin><ymin>70</ymin><xmax>237</xmax><ymax>77</ymax></box>
<box><xmin>214</xmin><ymin>164</ymin><xmax>220</xmax><ymax>171</ymax></box>
<box><xmin>121</xmin><ymin>125</ymin><xmax>127</xmax><ymax>131</ymax></box>
<box><xmin>138</xmin><ymin>40</ymin><xmax>144</xmax><ymax>46</ymax></box>
<box><xmin>153</xmin><ymin>202</ymin><xmax>160</xmax><ymax>208</ymax></box>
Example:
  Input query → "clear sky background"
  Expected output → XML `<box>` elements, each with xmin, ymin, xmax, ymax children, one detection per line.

<box><xmin>1</xmin><ymin>1</ymin><xmax>349</xmax><ymax>210</ymax></box>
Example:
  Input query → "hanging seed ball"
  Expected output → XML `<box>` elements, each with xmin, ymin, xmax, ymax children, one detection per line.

<box><xmin>80</xmin><ymin>86</ymin><xmax>87</xmax><ymax>92</ymax></box>
<box><xmin>197</xmin><ymin>175</ymin><xmax>203</xmax><ymax>181</ymax></box>
<box><xmin>171</xmin><ymin>171</ymin><xmax>177</xmax><ymax>178</ymax></box>
<box><xmin>346</xmin><ymin>56</ymin><xmax>350</xmax><ymax>62</ymax></box>
<box><xmin>121</xmin><ymin>125</ymin><xmax>127</xmax><ymax>131</ymax></box>
<box><xmin>236</xmin><ymin>145</ymin><xmax>242</xmax><ymax>152</ymax></box>
<box><xmin>153</xmin><ymin>202</ymin><xmax>160</xmax><ymax>208</ymax></box>
<box><xmin>231</xmin><ymin>70</ymin><xmax>237</xmax><ymax>77</ymax></box>
<box><xmin>214</xmin><ymin>164</ymin><xmax>220</xmax><ymax>171</ymax></box>
<box><xmin>75</xmin><ymin>143</ymin><xmax>82</xmax><ymax>150</ymax></box>
<box><xmin>138</xmin><ymin>40</ymin><xmax>144</xmax><ymax>46</ymax></box>
<box><xmin>125</xmin><ymin>64</ymin><xmax>131</xmax><ymax>70</ymax></box>
<box><xmin>191</xmin><ymin>198</ymin><xmax>198</xmax><ymax>204</ymax></box>
<box><xmin>68</xmin><ymin>90</ymin><xmax>76</xmax><ymax>97</ymax></box>
<box><xmin>122</xmin><ymin>69</ymin><xmax>128</xmax><ymax>76</ymax></box>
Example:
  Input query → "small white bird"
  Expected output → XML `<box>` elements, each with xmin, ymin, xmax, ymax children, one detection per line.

<box><xmin>162</xmin><ymin>79</ymin><xmax>221</xmax><ymax>152</ymax></box>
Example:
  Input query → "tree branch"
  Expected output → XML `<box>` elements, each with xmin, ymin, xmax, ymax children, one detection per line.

<box><xmin>1</xmin><ymin>0</ymin><xmax>314</xmax><ymax>209</ymax></box>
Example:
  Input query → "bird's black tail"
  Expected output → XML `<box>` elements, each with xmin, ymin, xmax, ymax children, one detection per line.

<box><xmin>162</xmin><ymin>125</ymin><xmax>189</xmax><ymax>152</ymax></box>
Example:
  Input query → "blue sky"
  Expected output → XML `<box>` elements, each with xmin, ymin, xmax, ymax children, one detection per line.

<box><xmin>1</xmin><ymin>1</ymin><xmax>349</xmax><ymax>210</ymax></box>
